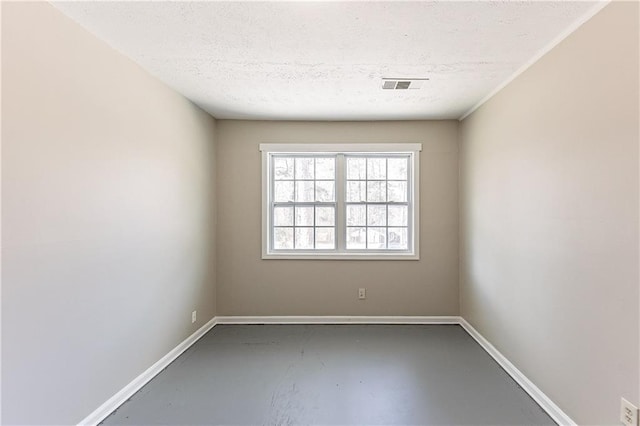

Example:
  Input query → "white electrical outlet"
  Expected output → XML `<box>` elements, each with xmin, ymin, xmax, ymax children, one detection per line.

<box><xmin>191</xmin><ymin>311</ymin><xmax>197</xmax><ymax>324</ymax></box>
<box><xmin>358</xmin><ymin>288</ymin><xmax>366</xmax><ymax>299</ymax></box>
<box><xmin>621</xmin><ymin>398</ymin><xmax>639</xmax><ymax>426</ymax></box>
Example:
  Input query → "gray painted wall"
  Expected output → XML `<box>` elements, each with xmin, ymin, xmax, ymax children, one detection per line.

<box><xmin>459</xmin><ymin>2</ymin><xmax>639</xmax><ymax>424</ymax></box>
<box><xmin>215</xmin><ymin>120</ymin><xmax>459</xmax><ymax>316</ymax></box>
<box><xmin>1</xmin><ymin>3</ymin><xmax>217</xmax><ymax>424</ymax></box>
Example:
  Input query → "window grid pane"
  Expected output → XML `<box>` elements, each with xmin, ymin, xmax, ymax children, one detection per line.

<box><xmin>269</xmin><ymin>152</ymin><xmax>413</xmax><ymax>254</ymax></box>
<box><xmin>271</xmin><ymin>155</ymin><xmax>337</xmax><ymax>251</ymax></box>
<box><xmin>344</xmin><ymin>154</ymin><xmax>410</xmax><ymax>251</ymax></box>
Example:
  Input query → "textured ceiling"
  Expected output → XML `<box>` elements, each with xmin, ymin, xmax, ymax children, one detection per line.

<box><xmin>52</xmin><ymin>1</ymin><xmax>602</xmax><ymax>121</ymax></box>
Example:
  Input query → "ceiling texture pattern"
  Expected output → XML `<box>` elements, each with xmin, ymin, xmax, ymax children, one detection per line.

<box><xmin>52</xmin><ymin>1</ymin><xmax>603</xmax><ymax>121</ymax></box>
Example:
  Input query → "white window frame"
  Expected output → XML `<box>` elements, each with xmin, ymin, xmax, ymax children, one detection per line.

<box><xmin>261</xmin><ymin>143</ymin><xmax>421</xmax><ymax>260</ymax></box>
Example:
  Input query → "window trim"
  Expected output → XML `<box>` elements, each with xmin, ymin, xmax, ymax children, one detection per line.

<box><xmin>260</xmin><ymin>143</ymin><xmax>422</xmax><ymax>260</ymax></box>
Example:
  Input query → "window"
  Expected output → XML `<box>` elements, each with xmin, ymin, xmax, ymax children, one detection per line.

<box><xmin>261</xmin><ymin>144</ymin><xmax>421</xmax><ymax>260</ymax></box>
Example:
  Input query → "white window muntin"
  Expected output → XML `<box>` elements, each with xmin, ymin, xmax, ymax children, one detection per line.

<box><xmin>261</xmin><ymin>144</ymin><xmax>421</xmax><ymax>260</ymax></box>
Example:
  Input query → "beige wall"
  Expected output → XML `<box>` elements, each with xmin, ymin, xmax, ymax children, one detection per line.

<box><xmin>3</xmin><ymin>1</ymin><xmax>637</xmax><ymax>424</ymax></box>
<box><xmin>1</xmin><ymin>3</ymin><xmax>217</xmax><ymax>424</ymax></box>
<box><xmin>216</xmin><ymin>120</ymin><xmax>459</xmax><ymax>316</ymax></box>
<box><xmin>459</xmin><ymin>2</ymin><xmax>639</xmax><ymax>424</ymax></box>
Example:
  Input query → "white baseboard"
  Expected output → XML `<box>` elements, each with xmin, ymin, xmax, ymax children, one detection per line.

<box><xmin>215</xmin><ymin>315</ymin><xmax>461</xmax><ymax>324</ymax></box>
<box><xmin>79</xmin><ymin>315</ymin><xmax>573</xmax><ymax>426</ymax></box>
<box><xmin>459</xmin><ymin>318</ymin><xmax>576</xmax><ymax>426</ymax></box>
<box><xmin>78</xmin><ymin>317</ymin><xmax>217</xmax><ymax>426</ymax></box>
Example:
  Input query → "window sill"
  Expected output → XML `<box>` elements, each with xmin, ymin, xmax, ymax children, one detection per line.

<box><xmin>262</xmin><ymin>253</ymin><xmax>419</xmax><ymax>261</ymax></box>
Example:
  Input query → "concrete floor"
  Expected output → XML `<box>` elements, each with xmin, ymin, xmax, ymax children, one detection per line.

<box><xmin>103</xmin><ymin>324</ymin><xmax>555</xmax><ymax>425</ymax></box>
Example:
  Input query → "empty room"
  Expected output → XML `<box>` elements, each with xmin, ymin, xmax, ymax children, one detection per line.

<box><xmin>1</xmin><ymin>1</ymin><xmax>638</xmax><ymax>425</ymax></box>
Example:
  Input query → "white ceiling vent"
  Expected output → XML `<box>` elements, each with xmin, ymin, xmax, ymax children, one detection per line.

<box><xmin>382</xmin><ymin>78</ymin><xmax>428</xmax><ymax>90</ymax></box>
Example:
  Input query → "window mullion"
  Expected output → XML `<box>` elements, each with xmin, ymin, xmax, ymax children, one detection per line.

<box><xmin>336</xmin><ymin>154</ymin><xmax>346</xmax><ymax>252</ymax></box>
<box><xmin>365</xmin><ymin>159</ymin><xmax>368</xmax><ymax>249</ymax></box>
<box><xmin>292</xmin><ymin>158</ymin><xmax>297</xmax><ymax>249</ymax></box>
<box><xmin>385</xmin><ymin>158</ymin><xmax>389</xmax><ymax>249</ymax></box>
